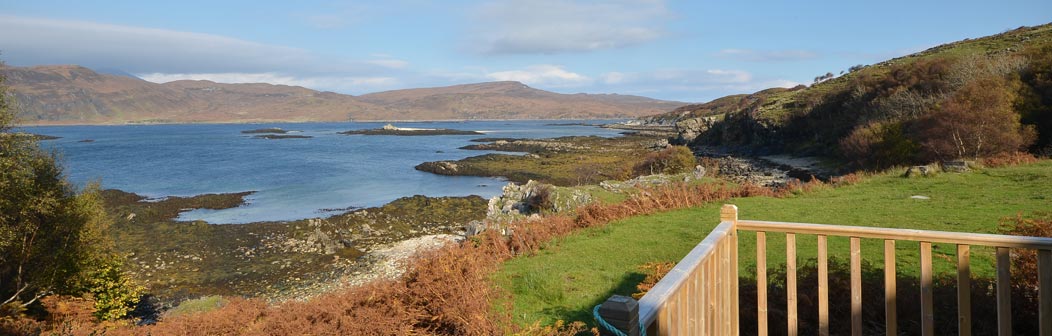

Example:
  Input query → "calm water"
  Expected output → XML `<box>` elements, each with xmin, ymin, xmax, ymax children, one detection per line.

<box><xmin>25</xmin><ymin>121</ymin><xmax>625</xmax><ymax>224</ymax></box>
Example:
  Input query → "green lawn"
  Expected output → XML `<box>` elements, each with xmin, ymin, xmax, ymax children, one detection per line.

<box><xmin>496</xmin><ymin>161</ymin><xmax>1052</xmax><ymax>326</ymax></box>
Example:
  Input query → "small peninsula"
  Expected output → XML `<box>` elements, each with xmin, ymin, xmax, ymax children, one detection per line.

<box><xmin>340</xmin><ymin>124</ymin><xmax>483</xmax><ymax>136</ymax></box>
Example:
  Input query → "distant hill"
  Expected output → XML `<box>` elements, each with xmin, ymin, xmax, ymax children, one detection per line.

<box><xmin>642</xmin><ymin>23</ymin><xmax>1052</xmax><ymax>169</ymax></box>
<box><xmin>0</xmin><ymin>65</ymin><xmax>685</xmax><ymax>124</ymax></box>
<box><xmin>358</xmin><ymin>81</ymin><xmax>683</xmax><ymax>120</ymax></box>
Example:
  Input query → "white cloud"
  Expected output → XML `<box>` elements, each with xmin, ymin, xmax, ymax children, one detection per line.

<box><xmin>0</xmin><ymin>15</ymin><xmax>414</xmax><ymax>94</ymax></box>
<box><xmin>716</xmin><ymin>49</ymin><xmax>819</xmax><ymax>62</ymax></box>
<box><xmin>485</xmin><ymin>65</ymin><xmax>592</xmax><ymax>87</ymax></box>
<box><xmin>468</xmin><ymin>0</ymin><xmax>670</xmax><ymax>54</ymax></box>
<box><xmin>601</xmin><ymin>72</ymin><xmax>627</xmax><ymax>84</ymax></box>
<box><xmin>0</xmin><ymin>15</ymin><xmax>339</xmax><ymax>74</ymax></box>
<box><xmin>367</xmin><ymin>59</ymin><xmax>410</xmax><ymax>69</ymax></box>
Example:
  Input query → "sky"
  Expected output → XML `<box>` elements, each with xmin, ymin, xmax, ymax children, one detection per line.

<box><xmin>1</xmin><ymin>0</ymin><xmax>1049</xmax><ymax>103</ymax></box>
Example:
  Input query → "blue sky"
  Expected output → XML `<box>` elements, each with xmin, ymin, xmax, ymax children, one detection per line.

<box><xmin>1</xmin><ymin>0</ymin><xmax>1049</xmax><ymax>102</ymax></box>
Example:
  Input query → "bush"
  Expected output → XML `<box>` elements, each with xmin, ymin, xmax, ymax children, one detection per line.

<box><xmin>632</xmin><ymin>146</ymin><xmax>696</xmax><ymax>176</ymax></box>
<box><xmin>982</xmin><ymin>151</ymin><xmax>1039</xmax><ymax>167</ymax></box>
<box><xmin>524</xmin><ymin>184</ymin><xmax>554</xmax><ymax>213</ymax></box>
<box><xmin>839</xmin><ymin>121</ymin><xmax>919</xmax><ymax>168</ymax></box>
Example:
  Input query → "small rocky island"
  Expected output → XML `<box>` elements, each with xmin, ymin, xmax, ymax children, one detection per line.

<box><xmin>253</xmin><ymin>134</ymin><xmax>312</xmax><ymax>139</ymax></box>
<box><xmin>340</xmin><ymin>124</ymin><xmax>483</xmax><ymax>136</ymax></box>
<box><xmin>242</xmin><ymin>127</ymin><xmax>289</xmax><ymax>134</ymax></box>
<box><xmin>242</xmin><ymin>127</ymin><xmax>312</xmax><ymax>139</ymax></box>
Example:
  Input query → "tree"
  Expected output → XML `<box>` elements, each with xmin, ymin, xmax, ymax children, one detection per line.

<box><xmin>0</xmin><ymin>68</ymin><xmax>140</xmax><ymax>320</ymax></box>
<box><xmin>915</xmin><ymin>76</ymin><xmax>1035</xmax><ymax>161</ymax></box>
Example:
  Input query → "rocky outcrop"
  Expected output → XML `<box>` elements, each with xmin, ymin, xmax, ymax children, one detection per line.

<box><xmin>673</xmin><ymin>116</ymin><xmax>718</xmax><ymax>144</ymax></box>
<box><xmin>415</xmin><ymin>161</ymin><xmax>461</xmax><ymax>174</ymax></box>
<box><xmin>483</xmin><ymin>180</ymin><xmax>592</xmax><ymax>225</ymax></box>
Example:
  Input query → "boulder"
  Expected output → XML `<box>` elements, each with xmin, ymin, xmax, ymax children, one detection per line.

<box><xmin>942</xmin><ymin>160</ymin><xmax>971</xmax><ymax>173</ymax></box>
<box><xmin>692</xmin><ymin>165</ymin><xmax>707</xmax><ymax>179</ymax></box>
<box><xmin>464</xmin><ymin>220</ymin><xmax>487</xmax><ymax>236</ymax></box>
<box><xmin>903</xmin><ymin>165</ymin><xmax>937</xmax><ymax>178</ymax></box>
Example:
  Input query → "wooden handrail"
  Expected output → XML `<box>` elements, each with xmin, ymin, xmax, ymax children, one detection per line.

<box><xmin>614</xmin><ymin>205</ymin><xmax>1052</xmax><ymax>336</ymax></box>
<box><xmin>637</xmin><ymin>220</ymin><xmax>734</xmax><ymax>329</ymax></box>
<box><xmin>738</xmin><ymin>220</ymin><xmax>1052</xmax><ymax>249</ymax></box>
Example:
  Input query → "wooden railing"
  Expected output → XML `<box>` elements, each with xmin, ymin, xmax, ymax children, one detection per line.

<box><xmin>606</xmin><ymin>204</ymin><xmax>1052</xmax><ymax>336</ymax></box>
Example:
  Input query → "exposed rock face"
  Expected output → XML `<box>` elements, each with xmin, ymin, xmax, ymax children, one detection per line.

<box><xmin>673</xmin><ymin>116</ymin><xmax>718</xmax><ymax>144</ymax></box>
<box><xmin>484</xmin><ymin>180</ymin><xmax>591</xmax><ymax>224</ymax></box>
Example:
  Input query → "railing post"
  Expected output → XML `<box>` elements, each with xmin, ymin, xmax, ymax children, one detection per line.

<box><xmin>721</xmin><ymin>204</ymin><xmax>739</xmax><ymax>336</ymax></box>
<box><xmin>597</xmin><ymin>295</ymin><xmax>640</xmax><ymax>336</ymax></box>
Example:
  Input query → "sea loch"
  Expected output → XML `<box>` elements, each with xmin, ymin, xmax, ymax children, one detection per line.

<box><xmin>25</xmin><ymin>120</ymin><xmax>624</xmax><ymax>223</ymax></box>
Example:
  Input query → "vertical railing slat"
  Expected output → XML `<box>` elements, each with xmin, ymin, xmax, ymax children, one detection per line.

<box><xmin>658</xmin><ymin>287</ymin><xmax>670</xmax><ymax>336</ymax></box>
<box><xmin>920</xmin><ymin>242</ymin><xmax>934</xmax><ymax>336</ymax></box>
<box><xmin>757</xmin><ymin>231</ymin><xmax>768</xmax><ymax>336</ymax></box>
<box><xmin>957</xmin><ymin>244</ymin><xmax>971</xmax><ymax>336</ymax></box>
<box><xmin>708</xmin><ymin>255</ymin><xmax>717</xmax><ymax>336</ymax></box>
<box><xmin>787</xmin><ymin>232</ymin><xmax>798</xmax><ymax>336</ymax></box>
<box><xmin>714</xmin><ymin>240</ymin><xmax>722</xmax><ymax>336</ymax></box>
<box><xmin>722</xmin><ymin>236</ymin><xmax>730</xmax><ymax>335</ymax></box>
<box><xmin>722</xmin><ymin>204</ymin><xmax>739</xmax><ymax>336</ymax></box>
<box><xmin>851</xmin><ymin>237</ymin><xmax>862</xmax><ymax>336</ymax></box>
<box><xmin>1039</xmin><ymin>249</ymin><xmax>1052</xmax><ymax>336</ymax></box>
<box><xmin>680</xmin><ymin>274</ymin><xmax>688</xmax><ymax>334</ymax></box>
<box><xmin>997</xmin><ymin>247</ymin><xmax>1012</xmax><ymax>336</ymax></box>
<box><xmin>885</xmin><ymin>239</ymin><xmax>897</xmax><ymax>336</ymax></box>
<box><xmin>699</xmin><ymin>255</ymin><xmax>707</xmax><ymax>334</ymax></box>
<box><xmin>818</xmin><ymin>234</ymin><xmax>829</xmax><ymax>336</ymax></box>
<box><xmin>691</xmin><ymin>257</ymin><xmax>699</xmax><ymax>333</ymax></box>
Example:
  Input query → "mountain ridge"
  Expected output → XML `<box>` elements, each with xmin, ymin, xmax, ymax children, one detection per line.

<box><xmin>1</xmin><ymin>65</ymin><xmax>685</xmax><ymax>124</ymax></box>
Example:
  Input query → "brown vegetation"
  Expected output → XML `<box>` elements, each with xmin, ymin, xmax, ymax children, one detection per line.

<box><xmin>3</xmin><ymin>178</ymin><xmax>822</xmax><ymax>335</ymax></box>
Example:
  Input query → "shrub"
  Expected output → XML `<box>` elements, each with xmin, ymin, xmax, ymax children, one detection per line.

<box><xmin>524</xmin><ymin>184</ymin><xmax>554</xmax><ymax>213</ymax></box>
<box><xmin>632</xmin><ymin>146</ymin><xmax>696</xmax><ymax>176</ymax></box>
<box><xmin>839</xmin><ymin>121</ymin><xmax>919</xmax><ymax>168</ymax></box>
<box><xmin>1000</xmin><ymin>212</ymin><xmax>1052</xmax><ymax>291</ymax></box>
<box><xmin>982</xmin><ymin>151</ymin><xmax>1039</xmax><ymax>167</ymax></box>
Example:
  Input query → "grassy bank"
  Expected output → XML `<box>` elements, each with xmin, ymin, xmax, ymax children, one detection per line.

<box><xmin>497</xmin><ymin>160</ymin><xmax>1052</xmax><ymax>326</ymax></box>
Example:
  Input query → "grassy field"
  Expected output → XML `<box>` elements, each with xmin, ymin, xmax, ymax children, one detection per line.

<box><xmin>496</xmin><ymin>160</ymin><xmax>1052</xmax><ymax>326</ymax></box>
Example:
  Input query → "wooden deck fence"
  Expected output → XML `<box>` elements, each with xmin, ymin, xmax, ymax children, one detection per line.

<box><xmin>598</xmin><ymin>204</ymin><xmax>1052</xmax><ymax>336</ymax></box>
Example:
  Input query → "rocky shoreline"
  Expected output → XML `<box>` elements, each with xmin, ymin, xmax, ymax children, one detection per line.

<box><xmin>104</xmin><ymin>189</ymin><xmax>487</xmax><ymax>305</ymax></box>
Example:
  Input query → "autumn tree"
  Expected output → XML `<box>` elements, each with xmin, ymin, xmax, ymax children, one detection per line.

<box><xmin>0</xmin><ymin>69</ymin><xmax>140</xmax><ymax>320</ymax></box>
<box><xmin>915</xmin><ymin>76</ymin><xmax>1035</xmax><ymax>161</ymax></box>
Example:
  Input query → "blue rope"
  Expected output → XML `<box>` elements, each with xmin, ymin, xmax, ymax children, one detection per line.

<box><xmin>593</xmin><ymin>304</ymin><xmax>646</xmax><ymax>336</ymax></box>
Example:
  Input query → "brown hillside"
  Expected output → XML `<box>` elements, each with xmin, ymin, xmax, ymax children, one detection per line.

<box><xmin>1</xmin><ymin>65</ymin><xmax>685</xmax><ymax>124</ymax></box>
